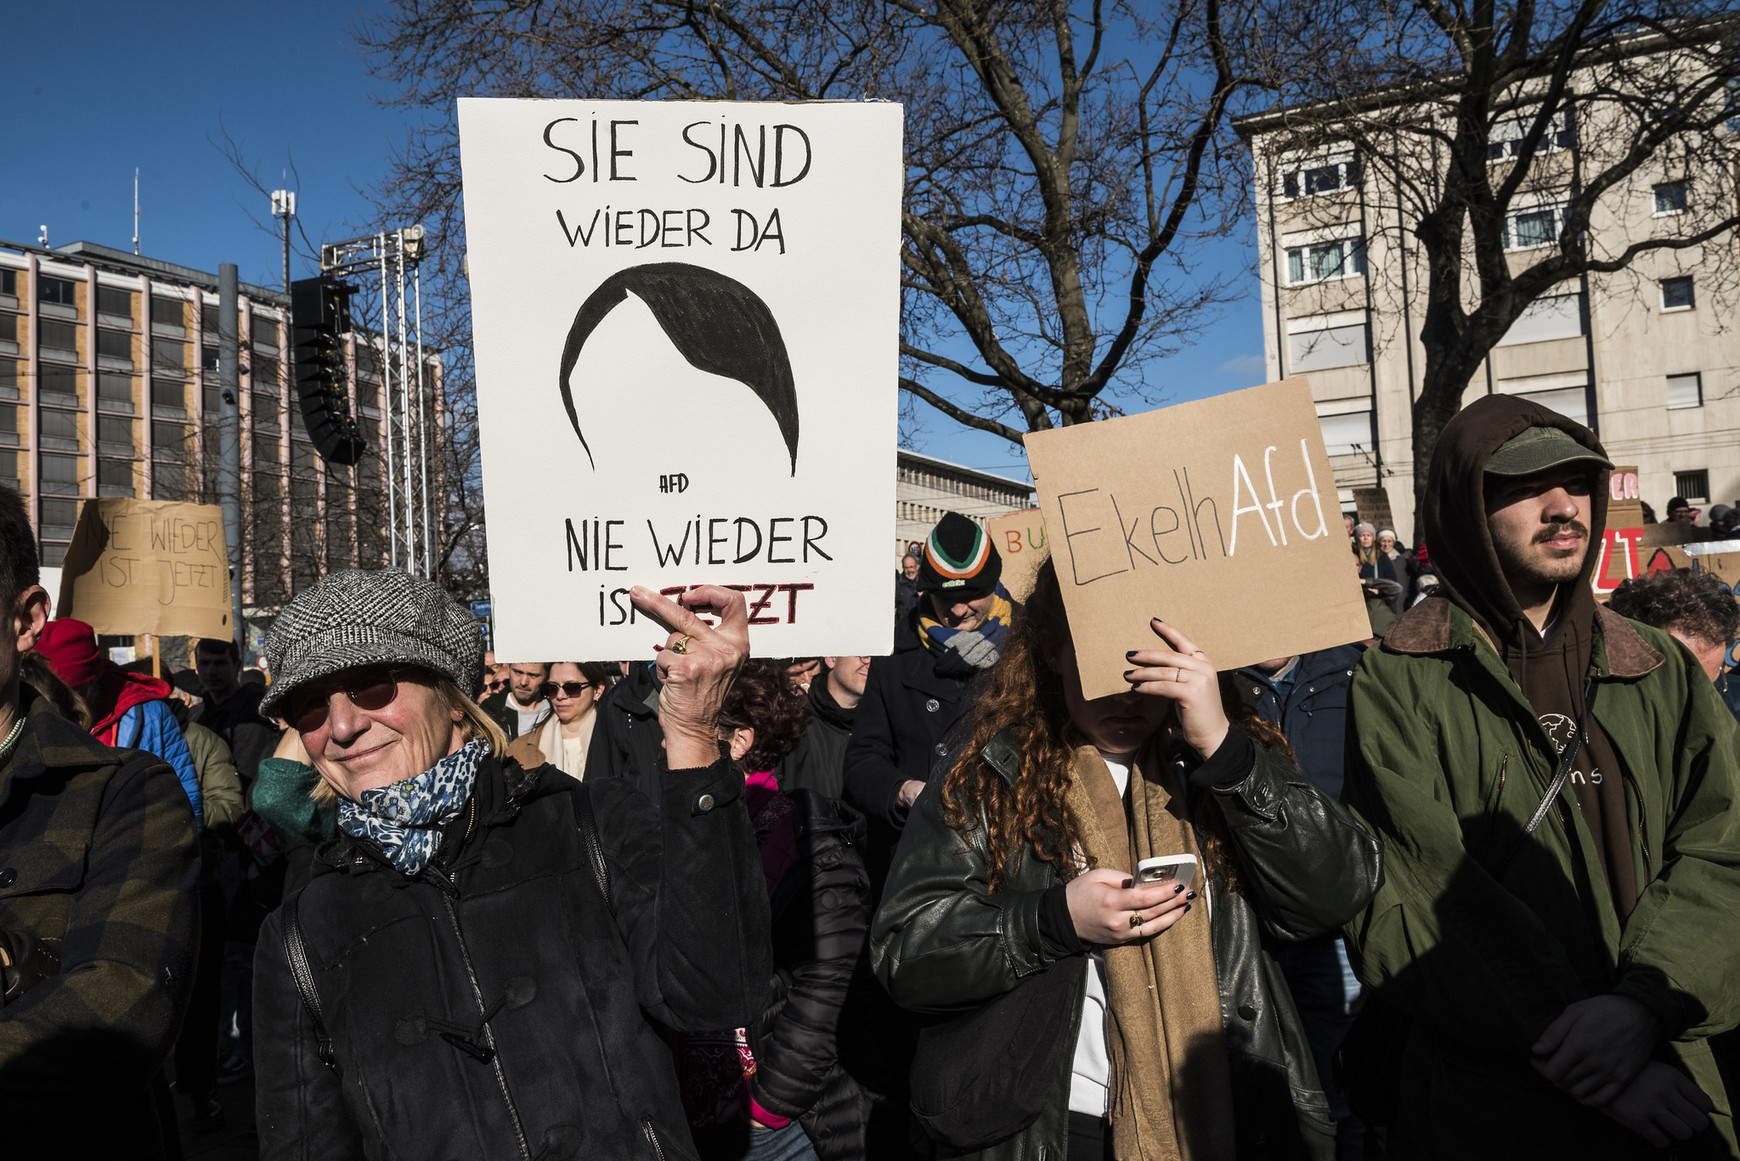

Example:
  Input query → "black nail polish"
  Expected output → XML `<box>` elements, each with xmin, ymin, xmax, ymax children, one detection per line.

<box><xmin>1173</xmin><ymin>884</ymin><xmax>1185</xmax><ymax>894</ymax></box>
<box><xmin>1123</xmin><ymin>669</ymin><xmax>1135</xmax><ymax>681</ymax></box>
<box><xmin>1125</xmin><ymin>651</ymin><xmax>1138</xmax><ymax>660</ymax></box>
<box><xmin>1183</xmin><ymin>903</ymin><xmax>1192</xmax><ymax>913</ymax></box>
<box><xmin>1186</xmin><ymin>891</ymin><xmax>1197</xmax><ymax>900</ymax></box>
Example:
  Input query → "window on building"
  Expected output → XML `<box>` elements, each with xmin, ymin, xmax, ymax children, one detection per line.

<box><xmin>39</xmin><ymin>319</ymin><xmax>79</xmax><ymax>358</ymax></box>
<box><xmin>1666</xmin><ymin>373</ymin><xmax>1703</xmax><ymax>410</ymax></box>
<box><xmin>202</xmin><ymin>346</ymin><xmax>219</xmax><ymax>373</ymax></box>
<box><xmin>0</xmin><ymin>313</ymin><xmax>17</xmax><ymax>348</ymax></box>
<box><xmin>39</xmin><ymin>364</ymin><xmax>79</xmax><ymax>403</ymax></box>
<box><xmin>40</xmin><ymin>453</ymin><xmax>81</xmax><ymax>495</ymax></box>
<box><xmin>201</xmin><ymin>302</ymin><xmax>221</xmax><ymax>334</ymax></box>
<box><xmin>291</xmin><ymin>440</ymin><xmax>317</xmax><ymax>476</ymax></box>
<box><xmin>153</xmin><ymin>420</ymin><xmax>188</xmax><ymax>456</ymax></box>
<box><xmin>97</xmin><ymin>459</ymin><xmax>133</xmax><ymax>497</ymax></box>
<box><xmin>151</xmin><ymin>296</ymin><xmax>185</xmax><ymax>331</ymax></box>
<box><xmin>253</xmin><ymin>394</ymin><xmax>282</xmax><ymax>430</ymax></box>
<box><xmin>1488</xmin><ymin>108</ymin><xmax>1575</xmax><ymax>161</ymax></box>
<box><xmin>152</xmin><ymin>341</ymin><xmax>187</xmax><ymax>373</ymax></box>
<box><xmin>0</xmin><ymin>270</ymin><xmax>14</xmax><ymax>299</ymax></box>
<box><xmin>0</xmin><ymin>359</ymin><xmax>16</xmax><ymax>399</ymax></box>
<box><xmin>1317</xmin><ymin>410</ymin><xmax>1374</xmax><ymax>456</ymax></box>
<box><xmin>1281</xmin><ymin>153</ymin><xmax>1361</xmax><ymax>199</ymax></box>
<box><xmin>1496</xmin><ymin>293</ymin><xmax>1585</xmax><ymax>346</ymax></box>
<box><xmin>38</xmin><ymin>276</ymin><xmax>76</xmax><ymax>307</ymax></box>
<box><xmin>98</xmin><ymin>416</ymin><xmax>135</xmax><ymax>457</ymax></box>
<box><xmin>1286</xmin><ymin>238</ymin><xmax>1366</xmax><ymax>285</ymax></box>
<box><xmin>1661</xmin><ymin>276</ymin><xmax>1695</xmax><ymax>310</ymax></box>
<box><xmin>1653</xmin><ymin>181</ymin><xmax>1687</xmax><ymax>215</ymax></box>
<box><xmin>153</xmin><ymin>460</ymin><xmax>188</xmax><ymax>499</ymax></box>
<box><xmin>0</xmin><ymin>405</ymin><xmax>17</xmax><ymax>445</ymax></box>
<box><xmin>98</xmin><ymin>372</ymin><xmax>134</xmax><ymax>411</ymax></box>
<box><xmin>1503</xmin><ymin>203</ymin><xmax>1568</xmax><ymax>251</ymax></box>
<box><xmin>96</xmin><ymin>328</ymin><xmax>132</xmax><ymax>366</ymax></box>
<box><xmin>1288</xmin><ymin>322</ymin><xmax>1369</xmax><ymax>372</ymax></box>
<box><xmin>251</xmin><ymin>313</ymin><xmax>280</xmax><ymax>352</ymax></box>
<box><xmin>39</xmin><ymin>498</ymin><xmax>79</xmax><ymax>541</ymax></box>
<box><xmin>1516</xmin><ymin>385</ymin><xmax>1590</xmax><ymax>428</ymax></box>
<box><xmin>39</xmin><ymin>409</ymin><xmax>80</xmax><ymax>451</ymax></box>
<box><xmin>0</xmin><ymin>451</ymin><xmax>16</xmax><ymax>488</ymax></box>
<box><xmin>254</xmin><ymin>354</ymin><xmax>281</xmax><ymax>386</ymax></box>
<box><xmin>1675</xmin><ymin>469</ymin><xmax>1709</xmax><ymax>505</ymax></box>
<box><xmin>97</xmin><ymin>286</ymin><xmax>132</xmax><ymax>321</ymax></box>
<box><xmin>151</xmin><ymin>378</ymin><xmax>186</xmax><ymax>415</ymax></box>
<box><xmin>253</xmin><ymin>434</ymin><xmax>281</xmax><ymax>466</ymax></box>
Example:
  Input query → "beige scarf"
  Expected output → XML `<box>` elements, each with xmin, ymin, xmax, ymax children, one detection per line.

<box><xmin>1064</xmin><ymin>744</ymin><xmax>1237</xmax><ymax>1161</ymax></box>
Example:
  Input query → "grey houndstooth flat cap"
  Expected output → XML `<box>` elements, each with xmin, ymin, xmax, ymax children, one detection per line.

<box><xmin>260</xmin><ymin>568</ymin><xmax>484</xmax><ymax>718</ymax></box>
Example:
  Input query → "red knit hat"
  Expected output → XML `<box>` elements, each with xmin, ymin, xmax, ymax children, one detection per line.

<box><xmin>35</xmin><ymin>618</ymin><xmax>105</xmax><ymax>689</ymax></box>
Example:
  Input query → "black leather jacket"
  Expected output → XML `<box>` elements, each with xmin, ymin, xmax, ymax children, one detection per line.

<box><xmin>871</xmin><ymin>729</ymin><xmax>1383</xmax><ymax>1161</ymax></box>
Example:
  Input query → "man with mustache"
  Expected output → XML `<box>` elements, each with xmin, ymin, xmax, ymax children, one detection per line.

<box><xmin>1341</xmin><ymin>395</ymin><xmax>1740</xmax><ymax>1158</ymax></box>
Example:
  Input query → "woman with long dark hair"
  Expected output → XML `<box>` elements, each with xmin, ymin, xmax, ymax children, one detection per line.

<box><xmin>872</xmin><ymin>559</ymin><xmax>1381</xmax><ymax>1161</ymax></box>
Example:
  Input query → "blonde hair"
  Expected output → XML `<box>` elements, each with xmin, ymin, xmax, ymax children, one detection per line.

<box><xmin>308</xmin><ymin>675</ymin><xmax>507</xmax><ymax>806</ymax></box>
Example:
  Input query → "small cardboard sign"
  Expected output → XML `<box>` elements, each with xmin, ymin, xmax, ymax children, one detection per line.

<box><xmin>56</xmin><ymin>499</ymin><xmax>231</xmax><ymax>638</ymax></box>
<box><xmin>1592</xmin><ymin>466</ymin><xmax>1645</xmax><ymax>595</ymax></box>
<box><xmin>985</xmin><ymin>508</ymin><xmax>1047</xmax><ymax>602</ymax></box>
<box><xmin>1023</xmin><ymin>379</ymin><xmax>1370</xmax><ymax>699</ymax></box>
<box><xmin>458</xmin><ymin>98</ymin><xmax>903</xmax><ymax>661</ymax></box>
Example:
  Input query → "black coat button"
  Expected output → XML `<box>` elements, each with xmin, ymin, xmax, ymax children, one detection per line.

<box><xmin>0</xmin><ymin>868</ymin><xmax>15</xmax><ymax>888</ymax></box>
<box><xmin>934</xmin><ymin>742</ymin><xmax>948</xmax><ymax>756</ymax></box>
<box><xmin>1237</xmin><ymin>1003</ymin><xmax>1258</xmax><ymax>1020</ymax></box>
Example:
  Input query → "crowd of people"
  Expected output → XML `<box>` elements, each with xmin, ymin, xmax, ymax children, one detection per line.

<box><xmin>1</xmin><ymin>393</ymin><xmax>1739</xmax><ymax>1160</ymax></box>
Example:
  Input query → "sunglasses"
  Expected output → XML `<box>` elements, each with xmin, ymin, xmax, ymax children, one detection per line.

<box><xmin>289</xmin><ymin>667</ymin><xmax>408</xmax><ymax>734</ymax></box>
<box><xmin>539</xmin><ymin>680</ymin><xmax>596</xmax><ymax>699</ymax></box>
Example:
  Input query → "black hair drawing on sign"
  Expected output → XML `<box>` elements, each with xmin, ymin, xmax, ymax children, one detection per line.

<box><xmin>558</xmin><ymin>262</ymin><xmax>799</xmax><ymax>475</ymax></box>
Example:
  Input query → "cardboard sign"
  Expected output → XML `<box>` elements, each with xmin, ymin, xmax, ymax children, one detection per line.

<box><xmin>459</xmin><ymin>98</ymin><xmax>902</xmax><ymax>660</ymax></box>
<box><xmin>1023</xmin><ymin>379</ymin><xmax>1370</xmax><ymax>699</ymax></box>
<box><xmin>1592</xmin><ymin>466</ymin><xmax>1645</xmax><ymax>595</ymax></box>
<box><xmin>985</xmin><ymin>508</ymin><xmax>1047</xmax><ymax>602</ymax></box>
<box><xmin>56</xmin><ymin>499</ymin><xmax>231</xmax><ymax>638</ymax></box>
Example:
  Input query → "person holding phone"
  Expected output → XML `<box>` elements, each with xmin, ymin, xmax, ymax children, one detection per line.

<box><xmin>871</xmin><ymin>558</ymin><xmax>1381</xmax><ymax>1161</ymax></box>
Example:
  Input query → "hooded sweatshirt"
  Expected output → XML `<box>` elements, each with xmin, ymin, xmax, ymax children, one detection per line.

<box><xmin>1424</xmin><ymin>394</ymin><xmax>1634</xmax><ymax>916</ymax></box>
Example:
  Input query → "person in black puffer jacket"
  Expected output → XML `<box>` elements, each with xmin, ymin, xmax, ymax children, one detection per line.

<box><xmin>251</xmin><ymin>571</ymin><xmax>772</xmax><ymax>1161</ymax></box>
<box><xmin>677</xmin><ymin>661</ymin><xmax>873</xmax><ymax>1161</ymax></box>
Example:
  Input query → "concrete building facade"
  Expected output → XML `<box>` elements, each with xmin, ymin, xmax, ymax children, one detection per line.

<box><xmin>1238</xmin><ymin>53</ymin><xmax>1740</xmax><ymax>541</ymax></box>
<box><xmin>895</xmin><ymin>449</ymin><xmax>1034</xmax><ymax>557</ymax></box>
<box><xmin>0</xmin><ymin>238</ymin><xmax>439</xmax><ymax>611</ymax></box>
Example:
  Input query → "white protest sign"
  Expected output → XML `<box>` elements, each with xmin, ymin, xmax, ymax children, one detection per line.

<box><xmin>459</xmin><ymin>99</ymin><xmax>902</xmax><ymax>661</ymax></box>
<box><xmin>1023</xmin><ymin>379</ymin><xmax>1371</xmax><ymax>700</ymax></box>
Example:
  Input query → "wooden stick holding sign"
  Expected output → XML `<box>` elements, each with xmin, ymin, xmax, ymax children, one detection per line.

<box><xmin>1023</xmin><ymin>378</ymin><xmax>1370</xmax><ymax>700</ymax></box>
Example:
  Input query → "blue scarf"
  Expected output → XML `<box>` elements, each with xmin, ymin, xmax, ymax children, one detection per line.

<box><xmin>338</xmin><ymin>739</ymin><xmax>488</xmax><ymax>876</ymax></box>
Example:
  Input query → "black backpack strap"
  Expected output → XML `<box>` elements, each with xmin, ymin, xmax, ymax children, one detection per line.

<box><xmin>571</xmin><ymin>782</ymin><xmax>616</xmax><ymax>919</ymax></box>
<box><xmin>280</xmin><ymin>888</ymin><xmax>338</xmax><ymax>1074</ymax></box>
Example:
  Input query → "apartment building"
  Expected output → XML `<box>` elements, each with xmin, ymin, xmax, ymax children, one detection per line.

<box><xmin>0</xmin><ymin>238</ymin><xmax>438</xmax><ymax>610</ymax></box>
<box><xmin>895</xmin><ymin>449</ymin><xmax>1034</xmax><ymax>556</ymax></box>
<box><xmin>1237</xmin><ymin>51</ymin><xmax>1740</xmax><ymax>539</ymax></box>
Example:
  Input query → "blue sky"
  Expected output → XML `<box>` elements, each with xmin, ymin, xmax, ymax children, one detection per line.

<box><xmin>0</xmin><ymin>0</ymin><xmax>1270</xmax><ymax>484</ymax></box>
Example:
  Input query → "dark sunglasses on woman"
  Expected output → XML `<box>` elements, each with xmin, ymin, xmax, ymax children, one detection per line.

<box><xmin>539</xmin><ymin>680</ymin><xmax>595</xmax><ymax>699</ymax></box>
<box><xmin>289</xmin><ymin>667</ymin><xmax>408</xmax><ymax>734</ymax></box>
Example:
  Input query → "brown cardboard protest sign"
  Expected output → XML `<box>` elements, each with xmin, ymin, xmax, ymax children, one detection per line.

<box><xmin>1592</xmin><ymin>466</ymin><xmax>1646</xmax><ymax>596</ymax></box>
<box><xmin>1024</xmin><ymin>379</ymin><xmax>1370</xmax><ymax>699</ymax></box>
<box><xmin>985</xmin><ymin>508</ymin><xmax>1047</xmax><ymax>602</ymax></box>
<box><xmin>56</xmin><ymin>500</ymin><xmax>231</xmax><ymax>638</ymax></box>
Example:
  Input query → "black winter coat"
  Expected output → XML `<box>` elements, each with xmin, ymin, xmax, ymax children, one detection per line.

<box><xmin>745</xmin><ymin>790</ymin><xmax>872</xmax><ymax>1161</ymax></box>
<box><xmin>585</xmin><ymin>663</ymin><xmax>665</xmax><ymax>802</ymax></box>
<box><xmin>253</xmin><ymin>754</ymin><xmax>772</xmax><ymax>1161</ymax></box>
<box><xmin>777</xmin><ymin>681</ymin><xmax>856</xmax><ymax>801</ymax></box>
<box><xmin>842</xmin><ymin>614</ymin><xmax>977</xmax><ymax>834</ymax></box>
<box><xmin>1231</xmin><ymin>646</ymin><xmax>1363</xmax><ymax>802</ymax></box>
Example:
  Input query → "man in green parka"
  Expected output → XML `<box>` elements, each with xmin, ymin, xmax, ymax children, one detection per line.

<box><xmin>1343</xmin><ymin>393</ymin><xmax>1740</xmax><ymax>1158</ymax></box>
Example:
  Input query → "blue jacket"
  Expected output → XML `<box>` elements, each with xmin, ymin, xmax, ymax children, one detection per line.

<box><xmin>1233</xmin><ymin>645</ymin><xmax>1364</xmax><ymax>802</ymax></box>
<box><xmin>115</xmin><ymin>699</ymin><xmax>203</xmax><ymax>833</ymax></box>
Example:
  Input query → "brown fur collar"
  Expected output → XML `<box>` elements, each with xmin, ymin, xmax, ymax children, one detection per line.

<box><xmin>1380</xmin><ymin>595</ymin><xmax>1663</xmax><ymax>678</ymax></box>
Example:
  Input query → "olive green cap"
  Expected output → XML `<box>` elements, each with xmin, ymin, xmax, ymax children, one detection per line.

<box><xmin>1484</xmin><ymin>425</ymin><xmax>1613</xmax><ymax>477</ymax></box>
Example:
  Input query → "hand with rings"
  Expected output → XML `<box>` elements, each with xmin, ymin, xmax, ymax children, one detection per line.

<box><xmin>628</xmin><ymin>585</ymin><xmax>749</xmax><ymax>770</ymax></box>
<box><xmin>1065</xmin><ymin>866</ymin><xmax>1194</xmax><ymax>946</ymax></box>
<box><xmin>1123</xmin><ymin>619</ymin><xmax>1230</xmax><ymax>759</ymax></box>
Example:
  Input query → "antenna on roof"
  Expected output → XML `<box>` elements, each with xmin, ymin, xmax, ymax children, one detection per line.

<box><xmin>133</xmin><ymin>169</ymin><xmax>140</xmax><ymax>256</ymax></box>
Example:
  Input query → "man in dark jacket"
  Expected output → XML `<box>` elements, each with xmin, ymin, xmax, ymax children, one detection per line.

<box><xmin>1342</xmin><ymin>395</ymin><xmax>1740</xmax><ymax>1157</ymax></box>
<box><xmin>585</xmin><ymin>660</ymin><xmax>665</xmax><ymax>801</ymax></box>
<box><xmin>844</xmin><ymin>511</ymin><xmax>1015</xmax><ymax>887</ymax></box>
<box><xmin>194</xmin><ymin>637</ymin><xmax>279</xmax><ymax>782</ymax></box>
<box><xmin>481</xmin><ymin>660</ymin><xmax>550</xmax><ymax>740</ymax></box>
<box><xmin>1236</xmin><ymin>644</ymin><xmax>1366</xmax><ymax>1157</ymax></box>
<box><xmin>0</xmin><ymin>484</ymin><xmax>199</xmax><ymax>1156</ymax></box>
<box><xmin>779</xmin><ymin>655</ymin><xmax>870</xmax><ymax>801</ymax></box>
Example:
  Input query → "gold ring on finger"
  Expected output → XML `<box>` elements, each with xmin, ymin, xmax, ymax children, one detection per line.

<box><xmin>1173</xmin><ymin>668</ymin><xmax>1184</xmax><ymax>683</ymax></box>
<box><xmin>1129</xmin><ymin>911</ymin><xmax>1143</xmax><ymax>929</ymax></box>
<box><xmin>669</xmin><ymin>634</ymin><xmax>693</xmax><ymax>655</ymax></box>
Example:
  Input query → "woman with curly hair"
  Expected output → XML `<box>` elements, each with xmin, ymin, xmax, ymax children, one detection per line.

<box><xmin>675</xmin><ymin>660</ymin><xmax>874</xmax><ymax>1161</ymax></box>
<box><xmin>872</xmin><ymin>559</ymin><xmax>1382</xmax><ymax>1161</ymax></box>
